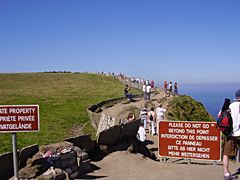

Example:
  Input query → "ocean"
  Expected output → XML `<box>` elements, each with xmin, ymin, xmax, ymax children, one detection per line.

<box><xmin>180</xmin><ymin>83</ymin><xmax>240</xmax><ymax>119</ymax></box>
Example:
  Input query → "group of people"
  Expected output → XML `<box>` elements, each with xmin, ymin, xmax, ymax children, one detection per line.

<box><xmin>124</xmin><ymin>79</ymin><xmax>155</xmax><ymax>101</ymax></box>
<box><xmin>137</xmin><ymin>104</ymin><xmax>167</xmax><ymax>144</ymax></box>
<box><xmin>163</xmin><ymin>81</ymin><xmax>179</xmax><ymax>97</ymax></box>
<box><xmin>119</xmin><ymin>73</ymin><xmax>147</xmax><ymax>85</ymax></box>
<box><xmin>219</xmin><ymin>89</ymin><xmax>240</xmax><ymax>180</ymax></box>
<box><xmin>124</xmin><ymin>76</ymin><xmax>240</xmax><ymax>180</ymax></box>
<box><xmin>142</xmin><ymin>80</ymin><xmax>155</xmax><ymax>100</ymax></box>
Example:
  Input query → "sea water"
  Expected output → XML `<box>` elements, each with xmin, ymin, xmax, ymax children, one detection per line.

<box><xmin>180</xmin><ymin>83</ymin><xmax>240</xmax><ymax>119</ymax></box>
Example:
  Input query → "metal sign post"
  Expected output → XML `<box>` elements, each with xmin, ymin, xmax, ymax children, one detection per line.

<box><xmin>12</xmin><ymin>133</ymin><xmax>19</xmax><ymax>179</ymax></box>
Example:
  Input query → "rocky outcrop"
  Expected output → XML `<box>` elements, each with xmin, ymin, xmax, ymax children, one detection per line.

<box><xmin>87</xmin><ymin>97</ymin><xmax>125</xmax><ymax>130</ymax></box>
<box><xmin>97</xmin><ymin>114</ymin><xmax>117</xmax><ymax>134</ymax></box>
<box><xmin>63</xmin><ymin>135</ymin><xmax>96</xmax><ymax>154</ymax></box>
<box><xmin>18</xmin><ymin>142</ymin><xmax>92</xmax><ymax>179</ymax></box>
<box><xmin>19</xmin><ymin>144</ymin><xmax>39</xmax><ymax>169</ymax></box>
<box><xmin>0</xmin><ymin>151</ymin><xmax>17</xmax><ymax>179</ymax></box>
<box><xmin>97</xmin><ymin>119</ymin><xmax>140</xmax><ymax>146</ymax></box>
<box><xmin>97</xmin><ymin>119</ymin><xmax>156</xmax><ymax>160</ymax></box>
<box><xmin>87</xmin><ymin>95</ymin><xmax>142</xmax><ymax>131</ymax></box>
<box><xmin>166</xmin><ymin>95</ymin><xmax>214</xmax><ymax>122</ymax></box>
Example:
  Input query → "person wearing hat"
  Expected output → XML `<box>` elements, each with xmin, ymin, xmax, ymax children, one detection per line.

<box><xmin>223</xmin><ymin>89</ymin><xmax>240</xmax><ymax>180</ymax></box>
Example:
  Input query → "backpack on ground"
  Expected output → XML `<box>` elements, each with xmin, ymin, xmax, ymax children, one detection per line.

<box><xmin>217</xmin><ymin>109</ymin><xmax>233</xmax><ymax>136</ymax></box>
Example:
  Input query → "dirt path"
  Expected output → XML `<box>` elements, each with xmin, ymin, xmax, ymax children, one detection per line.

<box><xmin>82</xmin><ymin>151</ymin><xmax>239</xmax><ymax>180</ymax></box>
<box><xmin>101</xmin><ymin>90</ymin><xmax>168</xmax><ymax>120</ymax></box>
<box><xmin>81</xmin><ymin>133</ymin><xmax>239</xmax><ymax>180</ymax></box>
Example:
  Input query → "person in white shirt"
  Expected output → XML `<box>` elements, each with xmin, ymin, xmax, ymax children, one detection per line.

<box><xmin>223</xmin><ymin>89</ymin><xmax>240</xmax><ymax>180</ymax></box>
<box><xmin>146</xmin><ymin>83</ymin><xmax>151</xmax><ymax>100</ymax></box>
<box><xmin>168</xmin><ymin>82</ymin><xmax>173</xmax><ymax>96</ymax></box>
<box><xmin>156</xmin><ymin>104</ymin><xmax>167</xmax><ymax>135</ymax></box>
<box><xmin>137</xmin><ymin>121</ymin><xmax>146</xmax><ymax>142</ymax></box>
<box><xmin>142</xmin><ymin>82</ymin><xmax>147</xmax><ymax>100</ymax></box>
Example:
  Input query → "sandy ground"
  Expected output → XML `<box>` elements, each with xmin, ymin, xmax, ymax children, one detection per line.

<box><xmin>82</xmin><ymin>124</ymin><xmax>240</xmax><ymax>180</ymax></box>
<box><xmin>84</xmin><ymin>151</ymin><xmax>239</xmax><ymax>180</ymax></box>
<box><xmin>81</xmin><ymin>142</ymin><xmax>240</xmax><ymax>180</ymax></box>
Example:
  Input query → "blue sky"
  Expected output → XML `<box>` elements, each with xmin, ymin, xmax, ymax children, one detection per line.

<box><xmin>0</xmin><ymin>0</ymin><xmax>240</xmax><ymax>84</ymax></box>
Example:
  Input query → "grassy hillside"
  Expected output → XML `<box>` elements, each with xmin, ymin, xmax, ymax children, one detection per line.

<box><xmin>0</xmin><ymin>72</ymin><xmax>139</xmax><ymax>154</ymax></box>
<box><xmin>166</xmin><ymin>95</ymin><xmax>215</xmax><ymax>122</ymax></box>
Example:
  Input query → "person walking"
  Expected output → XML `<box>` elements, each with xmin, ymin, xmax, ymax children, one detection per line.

<box><xmin>137</xmin><ymin>121</ymin><xmax>146</xmax><ymax>143</ymax></box>
<box><xmin>156</xmin><ymin>104</ymin><xmax>167</xmax><ymax>135</ymax></box>
<box><xmin>168</xmin><ymin>82</ymin><xmax>173</xmax><ymax>96</ymax></box>
<box><xmin>140</xmin><ymin>107</ymin><xmax>148</xmax><ymax>130</ymax></box>
<box><xmin>164</xmin><ymin>81</ymin><xmax>168</xmax><ymax>97</ymax></box>
<box><xmin>148</xmin><ymin>107</ymin><xmax>156</xmax><ymax>135</ymax></box>
<box><xmin>174</xmin><ymin>82</ymin><xmax>179</xmax><ymax>96</ymax></box>
<box><xmin>142</xmin><ymin>82</ymin><xmax>147</xmax><ymax>100</ymax></box>
<box><xmin>150</xmin><ymin>80</ymin><xmax>155</xmax><ymax>88</ymax></box>
<box><xmin>146</xmin><ymin>83</ymin><xmax>151</xmax><ymax>100</ymax></box>
<box><xmin>222</xmin><ymin>89</ymin><xmax>240</xmax><ymax>180</ymax></box>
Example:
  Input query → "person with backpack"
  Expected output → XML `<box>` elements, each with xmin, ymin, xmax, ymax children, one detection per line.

<box><xmin>148</xmin><ymin>107</ymin><xmax>156</xmax><ymax>135</ymax></box>
<box><xmin>217</xmin><ymin>98</ymin><xmax>232</xmax><ymax>136</ymax></box>
<box><xmin>140</xmin><ymin>107</ymin><xmax>148</xmax><ymax>130</ymax></box>
<box><xmin>222</xmin><ymin>89</ymin><xmax>240</xmax><ymax>180</ymax></box>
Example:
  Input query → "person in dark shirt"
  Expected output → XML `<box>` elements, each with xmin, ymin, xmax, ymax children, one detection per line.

<box><xmin>124</xmin><ymin>85</ymin><xmax>132</xmax><ymax>100</ymax></box>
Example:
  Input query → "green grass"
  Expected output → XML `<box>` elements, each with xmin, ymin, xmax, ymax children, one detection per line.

<box><xmin>0</xmin><ymin>72</ymin><xmax>140</xmax><ymax>154</ymax></box>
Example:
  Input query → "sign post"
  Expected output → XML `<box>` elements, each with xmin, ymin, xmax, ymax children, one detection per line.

<box><xmin>12</xmin><ymin>133</ymin><xmax>18</xmax><ymax>179</ymax></box>
<box><xmin>159</xmin><ymin>121</ymin><xmax>221</xmax><ymax>161</ymax></box>
<box><xmin>0</xmin><ymin>105</ymin><xmax>40</xmax><ymax>179</ymax></box>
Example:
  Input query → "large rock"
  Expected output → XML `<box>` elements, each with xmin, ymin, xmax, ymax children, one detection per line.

<box><xmin>119</xmin><ymin>119</ymin><xmax>140</xmax><ymax>141</ymax></box>
<box><xmin>39</xmin><ymin>142</ymin><xmax>73</xmax><ymax>154</ymax></box>
<box><xmin>19</xmin><ymin>144</ymin><xmax>39</xmax><ymax>169</ymax></box>
<box><xmin>87</xmin><ymin>97</ymin><xmax>124</xmax><ymax>130</ymax></box>
<box><xmin>97</xmin><ymin>114</ymin><xmax>116</xmax><ymax>134</ymax></box>
<box><xmin>19</xmin><ymin>154</ymin><xmax>50</xmax><ymax>179</ymax></box>
<box><xmin>97</xmin><ymin>125</ymin><xmax>121</xmax><ymax>145</ymax></box>
<box><xmin>63</xmin><ymin>135</ymin><xmax>95</xmax><ymax>153</ymax></box>
<box><xmin>19</xmin><ymin>142</ymin><xmax>81</xmax><ymax>179</ymax></box>
<box><xmin>0</xmin><ymin>152</ymin><xmax>15</xmax><ymax>179</ymax></box>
